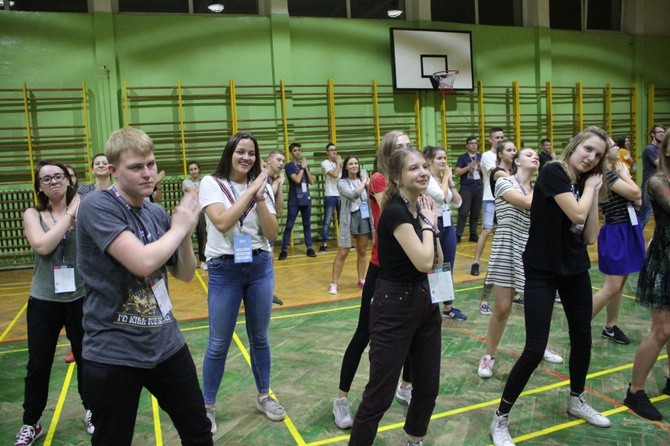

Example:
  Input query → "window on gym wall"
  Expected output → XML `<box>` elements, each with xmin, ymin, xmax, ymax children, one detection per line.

<box><xmin>430</xmin><ymin>0</ymin><xmax>521</xmax><ymax>27</ymax></box>
<box><xmin>119</xmin><ymin>0</ymin><xmax>189</xmax><ymax>13</ymax></box>
<box><xmin>2</xmin><ymin>0</ymin><xmax>87</xmax><ymax>12</ymax></box>
<box><xmin>587</xmin><ymin>0</ymin><xmax>622</xmax><ymax>31</ymax></box>
<box><xmin>551</xmin><ymin>0</ymin><xmax>622</xmax><ymax>32</ymax></box>
<box><xmin>288</xmin><ymin>0</ymin><xmax>347</xmax><ymax>18</ymax></box>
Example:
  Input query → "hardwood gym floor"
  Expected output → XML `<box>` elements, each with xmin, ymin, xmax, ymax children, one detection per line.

<box><xmin>0</xmin><ymin>232</ymin><xmax>668</xmax><ymax>445</ymax></box>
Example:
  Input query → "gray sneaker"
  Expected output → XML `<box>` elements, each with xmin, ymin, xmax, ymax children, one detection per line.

<box><xmin>333</xmin><ymin>396</ymin><xmax>353</xmax><ymax>429</ymax></box>
<box><xmin>256</xmin><ymin>395</ymin><xmax>286</xmax><ymax>421</ymax></box>
<box><xmin>205</xmin><ymin>405</ymin><xmax>217</xmax><ymax>434</ymax></box>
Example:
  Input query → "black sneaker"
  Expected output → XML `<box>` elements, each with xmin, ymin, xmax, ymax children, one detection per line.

<box><xmin>470</xmin><ymin>263</ymin><xmax>480</xmax><ymax>276</ymax></box>
<box><xmin>272</xmin><ymin>295</ymin><xmax>283</xmax><ymax>306</ymax></box>
<box><xmin>663</xmin><ymin>378</ymin><xmax>670</xmax><ymax>396</ymax></box>
<box><xmin>306</xmin><ymin>248</ymin><xmax>317</xmax><ymax>257</ymax></box>
<box><xmin>278</xmin><ymin>251</ymin><xmax>288</xmax><ymax>261</ymax></box>
<box><xmin>624</xmin><ymin>387</ymin><xmax>662</xmax><ymax>421</ymax></box>
<box><xmin>319</xmin><ymin>245</ymin><xmax>327</xmax><ymax>253</ymax></box>
<box><xmin>469</xmin><ymin>235</ymin><xmax>479</xmax><ymax>242</ymax></box>
<box><xmin>602</xmin><ymin>325</ymin><xmax>630</xmax><ymax>345</ymax></box>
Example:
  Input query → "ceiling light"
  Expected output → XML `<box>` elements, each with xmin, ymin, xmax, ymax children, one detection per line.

<box><xmin>387</xmin><ymin>9</ymin><xmax>402</xmax><ymax>18</ymax></box>
<box><xmin>208</xmin><ymin>3</ymin><xmax>224</xmax><ymax>13</ymax></box>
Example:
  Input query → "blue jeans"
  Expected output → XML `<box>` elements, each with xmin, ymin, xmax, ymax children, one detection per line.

<box><xmin>203</xmin><ymin>251</ymin><xmax>274</xmax><ymax>403</ymax></box>
<box><xmin>640</xmin><ymin>182</ymin><xmax>653</xmax><ymax>228</ymax></box>
<box><xmin>281</xmin><ymin>204</ymin><xmax>313</xmax><ymax>251</ymax></box>
<box><xmin>321</xmin><ymin>196</ymin><xmax>341</xmax><ymax>244</ymax></box>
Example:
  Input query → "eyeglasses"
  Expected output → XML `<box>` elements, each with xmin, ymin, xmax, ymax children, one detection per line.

<box><xmin>39</xmin><ymin>173</ymin><xmax>66</xmax><ymax>184</ymax></box>
<box><xmin>654</xmin><ymin>130</ymin><xmax>666</xmax><ymax>134</ymax></box>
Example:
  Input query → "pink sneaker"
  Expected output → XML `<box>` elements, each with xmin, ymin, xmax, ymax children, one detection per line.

<box><xmin>357</xmin><ymin>279</ymin><xmax>365</xmax><ymax>288</ymax></box>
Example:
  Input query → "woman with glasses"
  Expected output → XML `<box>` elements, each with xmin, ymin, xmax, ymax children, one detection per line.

<box><xmin>14</xmin><ymin>160</ymin><xmax>93</xmax><ymax>446</ymax></box>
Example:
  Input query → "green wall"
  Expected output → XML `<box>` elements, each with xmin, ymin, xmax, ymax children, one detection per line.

<box><xmin>1</xmin><ymin>11</ymin><xmax>669</xmax><ymax>156</ymax></box>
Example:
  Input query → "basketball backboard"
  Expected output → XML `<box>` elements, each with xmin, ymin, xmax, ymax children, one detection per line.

<box><xmin>390</xmin><ymin>28</ymin><xmax>474</xmax><ymax>91</ymax></box>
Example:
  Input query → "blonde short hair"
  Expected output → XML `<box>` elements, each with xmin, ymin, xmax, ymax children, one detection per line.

<box><xmin>105</xmin><ymin>127</ymin><xmax>154</xmax><ymax>166</ymax></box>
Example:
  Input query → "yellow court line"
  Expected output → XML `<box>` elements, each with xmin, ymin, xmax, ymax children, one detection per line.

<box><xmin>152</xmin><ymin>396</ymin><xmax>163</xmax><ymax>446</ymax></box>
<box><xmin>0</xmin><ymin>301</ymin><xmax>27</xmax><ymax>342</ymax></box>
<box><xmin>590</xmin><ymin>286</ymin><xmax>637</xmax><ymax>300</ymax></box>
<box><xmin>44</xmin><ymin>362</ymin><xmax>75</xmax><ymax>446</ymax></box>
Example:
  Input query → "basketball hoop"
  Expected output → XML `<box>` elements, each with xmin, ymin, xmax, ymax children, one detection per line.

<box><xmin>430</xmin><ymin>70</ymin><xmax>459</xmax><ymax>93</ymax></box>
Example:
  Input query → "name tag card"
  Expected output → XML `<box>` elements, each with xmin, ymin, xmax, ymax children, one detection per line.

<box><xmin>472</xmin><ymin>170</ymin><xmax>480</xmax><ymax>180</ymax></box>
<box><xmin>627</xmin><ymin>203</ymin><xmax>639</xmax><ymax>226</ymax></box>
<box><xmin>427</xmin><ymin>263</ymin><xmax>455</xmax><ymax>304</ymax></box>
<box><xmin>149</xmin><ymin>277</ymin><xmax>172</xmax><ymax>317</ymax></box>
<box><xmin>442</xmin><ymin>207</ymin><xmax>452</xmax><ymax>227</ymax></box>
<box><xmin>54</xmin><ymin>264</ymin><xmax>76</xmax><ymax>293</ymax></box>
<box><xmin>301</xmin><ymin>182</ymin><xmax>308</xmax><ymax>193</ymax></box>
<box><xmin>234</xmin><ymin>234</ymin><xmax>253</xmax><ymax>263</ymax></box>
<box><xmin>359</xmin><ymin>202</ymin><xmax>370</xmax><ymax>219</ymax></box>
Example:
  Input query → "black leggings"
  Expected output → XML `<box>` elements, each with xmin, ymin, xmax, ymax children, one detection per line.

<box><xmin>500</xmin><ymin>266</ymin><xmax>593</xmax><ymax>410</ymax></box>
<box><xmin>338</xmin><ymin>263</ymin><xmax>411</xmax><ymax>393</ymax></box>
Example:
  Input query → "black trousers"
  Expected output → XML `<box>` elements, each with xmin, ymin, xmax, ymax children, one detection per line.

<box><xmin>23</xmin><ymin>296</ymin><xmax>87</xmax><ymax>425</ymax></box>
<box><xmin>456</xmin><ymin>188</ymin><xmax>483</xmax><ymax>239</ymax></box>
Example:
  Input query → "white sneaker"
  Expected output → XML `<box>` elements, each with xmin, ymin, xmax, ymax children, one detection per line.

<box><xmin>490</xmin><ymin>411</ymin><xmax>515</xmax><ymax>446</ymax></box>
<box><xmin>543</xmin><ymin>347</ymin><xmax>564</xmax><ymax>364</ymax></box>
<box><xmin>256</xmin><ymin>395</ymin><xmax>286</xmax><ymax>421</ymax></box>
<box><xmin>478</xmin><ymin>354</ymin><xmax>495</xmax><ymax>379</ymax></box>
<box><xmin>328</xmin><ymin>283</ymin><xmax>338</xmax><ymax>295</ymax></box>
<box><xmin>395</xmin><ymin>382</ymin><xmax>412</xmax><ymax>405</ymax></box>
<box><xmin>333</xmin><ymin>396</ymin><xmax>353</xmax><ymax>429</ymax></box>
<box><xmin>84</xmin><ymin>410</ymin><xmax>95</xmax><ymax>435</ymax></box>
<box><xmin>567</xmin><ymin>392</ymin><xmax>611</xmax><ymax>427</ymax></box>
<box><xmin>205</xmin><ymin>405</ymin><xmax>217</xmax><ymax>434</ymax></box>
<box><xmin>200</xmin><ymin>261</ymin><xmax>208</xmax><ymax>271</ymax></box>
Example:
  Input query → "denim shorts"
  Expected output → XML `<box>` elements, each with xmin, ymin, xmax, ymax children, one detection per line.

<box><xmin>482</xmin><ymin>200</ymin><xmax>495</xmax><ymax>229</ymax></box>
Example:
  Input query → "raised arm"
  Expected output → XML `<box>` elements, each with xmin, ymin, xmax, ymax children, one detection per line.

<box><xmin>553</xmin><ymin>174</ymin><xmax>602</xmax><ymax>225</ymax></box>
<box><xmin>106</xmin><ymin>192</ymin><xmax>200</xmax><ymax>279</ymax></box>
<box><xmin>392</xmin><ymin>195</ymin><xmax>437</xmax><ymax>272</ymax></box>
<box><xmin>204</xmin><ymin>173</ymin><xmax>269</xmax><ymax>234</ymax></box>
<box><xmin>24</xmin><ymin>194</ymin><xmax>80</xmax><ymax>256</ymax></box>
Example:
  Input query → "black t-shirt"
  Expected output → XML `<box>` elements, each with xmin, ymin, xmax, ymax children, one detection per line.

<box><xmin>377</xmin><ymin>195</ymin><xmax>428</xmax><ymax>283</ymax></box>
<box><xmin>523</xmin><ymin>162</ymin><xmax>591</xmax><ymax>275</ymax></box>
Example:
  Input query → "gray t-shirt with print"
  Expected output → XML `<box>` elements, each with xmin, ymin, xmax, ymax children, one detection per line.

<box><xmin>76</xmin><ymin>189</ymin><xmax>185</xmax><ymax>369</ymax></box>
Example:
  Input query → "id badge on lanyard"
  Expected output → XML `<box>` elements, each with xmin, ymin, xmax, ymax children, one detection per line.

<box><xmin>148</xmin><ymin>276</ymin><xmax>172</xmax><ymax>317</ymax></box>
<box><xmin>234</xmin><ymin>234</ymin><xmax>253</xmax><ymax>263</ymax></box>
<box><xmin>427</xmin><ymin>263</ymin><xmax>455</xmax><ymax>304</ymax></box>
<box><xmin>359</xmin><ymin>202</ymin><xmax>370</xmax><ymax>219</ymax></box>
<box><xmin>441</xmin><ymin>207</ymin><xmax>452</xmax><ymax>227</ymax></box>
<box><xmin>627</xmin><ymin>203</ymin><xmax>639</xmax><ymax>226</ymax></box>
<box><xmin>54</xmin><ymin>264</ymin><xmax>76</xmax><ymax>293</ymax></box>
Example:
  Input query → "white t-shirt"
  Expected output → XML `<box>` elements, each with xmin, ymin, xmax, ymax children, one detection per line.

<box><xmin>481</xmin><ymin>150</ymin><xmax>497</xmax><ymax>201</ymax></box>
<box><xmin>321</xmin><ymin>159</ymin><xmax>340</xmax><ymax>197</ymax></box>
<box><xmin>199</xmin><ymin>175</ymin><xmax>276</xmax><ymax>259</ymax></box>
<box><xmin>426</xmin><ymin>175</ymin><xmax>454</xmax><ymax>214</ymax></box>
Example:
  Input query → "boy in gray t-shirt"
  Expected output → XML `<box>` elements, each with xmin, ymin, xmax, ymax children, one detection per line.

<box><xmin>76</xmin><ymin>127</ymin><xmax>212</xmax><ymax>445</ymax></box>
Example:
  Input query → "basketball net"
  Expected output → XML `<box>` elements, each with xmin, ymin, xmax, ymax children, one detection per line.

<box><xmin>430</xmin><ymin>70</ymin><xmax>459</xmax><ymax>93</ymax></box>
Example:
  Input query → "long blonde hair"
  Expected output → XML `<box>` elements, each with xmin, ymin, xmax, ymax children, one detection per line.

<box><xmin>555</xmin><ymin>126</ymin><xmax>609</xmax><ymax>200</ymax></box>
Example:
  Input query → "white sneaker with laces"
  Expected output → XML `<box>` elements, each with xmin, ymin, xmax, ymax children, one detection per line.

<box><xmin>567</xmin><ymin>392</ymin><xmax>611</xmax><ymax>427</ymax></box>
<box><xmin>490</xmin><ymin>411</ymin><xmax>515</xmax><ymax>446</ymax></box>
<box><xmin>328</xmin><ymin>283</ymin><xmax>338</xmax><ymax>295</ymax></box>
<box><xmin>84</xmin><ymin>410</ymin><xmax>95</xmax><ymax>435</ymax></box>
<box><xmin>478</xmin><ymin>354</ymin><xmax>495</xmax><ymax>378</ymax></box>
<box><xmin>14</xmin><ymin>423</ymin><xmax>44</xmax><ymax>446</ymax></box>
<box><xmin>395</xmin><ymin>382</ymin><xmax>412</xmax><ymax>405</ymax></box>
<box><xmin>543</xmin><ymin>347</ymin><xmax>564</xmax><ymax>364</ymax></box>
<box><xmin>333</xmin><ymin>396</ymin><xmax>353</xmax><ymax>429</ymax></box>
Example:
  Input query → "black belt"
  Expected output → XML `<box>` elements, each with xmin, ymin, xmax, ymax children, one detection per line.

<box><xmin>221</xmin><ymin>248</ymin><xmax>264</xmax><ymax>260</ymax></box>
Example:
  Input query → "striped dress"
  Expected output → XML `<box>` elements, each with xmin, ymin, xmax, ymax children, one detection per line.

<box><xmin>484</xmin><ymin>177</ymin><xmax>529</xmax><ymax>290</ymax></box>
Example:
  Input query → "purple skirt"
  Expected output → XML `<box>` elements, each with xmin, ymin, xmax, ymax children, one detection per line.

<box><xmin>597</xmin><ymin>221</ymin><xmax>645</xmax><ymax>275</ymax></box>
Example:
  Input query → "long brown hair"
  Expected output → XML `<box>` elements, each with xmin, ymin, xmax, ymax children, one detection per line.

<box><xmin>33</xmin><ymin>160</ymin><xmax>76</xmax><ymax>212</ymax></box>
<box><xmin>383</xmin><ymin>147</ymin><xmax>424</xmax><ymax>204</ymax></box>
<box><xmin>556</xmin><ymin>126</ymin><xmax>609</xmax><ymax>200</ymax></box>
